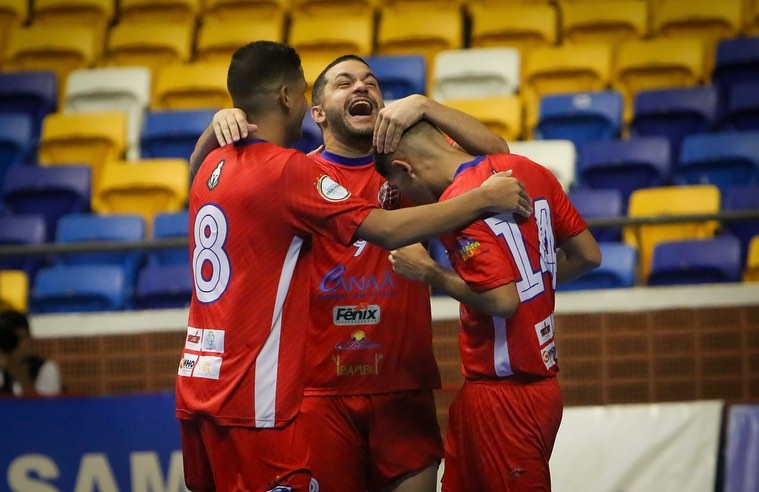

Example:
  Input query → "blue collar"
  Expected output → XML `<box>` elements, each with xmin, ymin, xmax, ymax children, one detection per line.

<box><xmin>453</xmin><ymin>155</ymin><xmax>486</xmax><ymax>179</ymax></box>
<box><xmin>235</xmin><ymin>138</ymin><xmax>268</xmax><ymax>147</ymax></box>
<box><xmin>320</xmin><ymin>150</ymin><xmax>374</xmax><ymax>167</ymax></box>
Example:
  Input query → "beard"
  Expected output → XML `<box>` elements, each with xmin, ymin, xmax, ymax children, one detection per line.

<box><xmin>324</xmin><ymin>106</ymin><xmax>375</xmax><ymax>143</ymax></box>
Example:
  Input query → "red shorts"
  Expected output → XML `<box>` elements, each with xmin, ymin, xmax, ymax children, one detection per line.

<box><xmin>299</xmin><ymin>390</ymin><xmax>443</xmax><ymax>492</ymax></box>
<box><xmin>442</xmin><ymin>378</ymin><xmax>563</xmax><ymax>492</ymax></box>
<box><xmin>180</xmin><ymin>415</ymin><xmax>316</xmax><ymax>492</ymax></box>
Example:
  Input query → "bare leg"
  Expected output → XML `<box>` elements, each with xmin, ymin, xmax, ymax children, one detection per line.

<box><xmin>383</xmin><ymin>462</ymin><xmax>439</xmax><ymax>492</ymax></box>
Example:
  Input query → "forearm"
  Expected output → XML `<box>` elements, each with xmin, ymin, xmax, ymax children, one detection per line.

<box><xmin>422</xmin><ymin>97</ymin><xmax>510</xmax><ymax>155</ymax></box>
<box><xmin>556</xmin><ymin>230</ymin><xmax>603</xmax><ymax>284</ymax></box>
<box><xmin>423</xmin><ymin>263</ymin><xmax>508</xmax><ymax>316</ymax></box>
<box><xmin>189</xmin><ymin>125</ymin><xmax>220</xmax><ymax>182</ymax></box>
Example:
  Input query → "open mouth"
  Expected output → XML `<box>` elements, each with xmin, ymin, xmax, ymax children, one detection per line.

<box><xmin>348</xmin><ymin>99</ymin><xmax>374</xmax><ymax>117</ymax></box>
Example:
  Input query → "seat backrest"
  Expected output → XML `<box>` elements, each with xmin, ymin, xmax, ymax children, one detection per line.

<box><xmin>196</xmin><ymin>18</ymin><xmax>284</xmax><ymax>64</ymax></box>
<box><xmin>202</xmin><ymin>0</ymin><xmax>288</xmax><ymax>22</ymax></box>
<box><xmin>745</xmin><ymin>236</ymin><xmax>759</xmax><ymax>281</ymax></box>
<box><xmin>648</xmin><ymin>236</ymin><xmax>742</xmax><ymax>285</ymax></box>
<box><xmin>559</xmin><ymin>242</ymin><xmax>637</xmax><ymax>290</ymax></box>
<box><xmin>568</xmin><ymin>188</ymin><xmax>624</xmax><ymax>242</ymax></box>
<box><xmin>444</xmin><ymin>96</ymin><xmax>522</xmax><ymax>141</ymax></box>
<box><xmin>151</xmin><ymin>210</ymin><xmax>189</xmax><ymax>266</ymax></box>
<box><xmin>104</xmin><ymin>22</ymin><xmax>193</xmax><ymax>74</ymax></box>
<box><xmin>141</xmin><ymin>109</ymin><xmax>216</xmax><ymax>159</ymax></box>
<box><xmin>508</xmin><ymin>139</ymin><xmax>576</xmax><ymax>191</ymax></box>
<box><xmin>0</xmin><ymin>214</ymin><xmax>46</xmax><ymax>278</ymax></box>
<box><xmin>0</xmin><ymin>71</ymin><xmax>57</xmax><ymax>141</ymax></box>
<box><xmin>289</xmin><ymin>11</ymin><xmax>374</xmax><ymax>60</ymax></box>
<box><xmin>469</xmin><ymin>2</ymin><xmax>557</xmax><ymax>56</ymax></box>
<box><xmin>432</xmin><ymin>47</ymin><xmax>520</xmax><ymax>101</ymax></box>
<box><xmin>625</xmin><ymin>184</ymin><xmax>721</xmax><ymax>279</ymax></box>
<box><xmin>653</xmin><ymin>0</ymin><xmax>742</xmax><ymax>47</ymax></box>
<box><xmin>562</xmin><ymin>0</ymin><xmax>648</xmax><ymax>48</ymax></box>
<box><xmin>0</xmin><ymin>113</ymin><xmax>32</xmax><ymax>179</ymax></box>
<box><xmin>712</xmin><ymin>37</ymin><xmax>759</xmax><ymax>95</ymax></box>
<box><xmin>678</xmin><ymin>131</ymin><xmax>759</xmax><ymax>195</ymax></box>
<box><xmin>2</xmin><ymin>164</ymin><xmax>91</xmax><ymax>240</ymax></box>
<box><xmin>153</xmin><ymin>62</ymin><xmax>231</xmax><ymax>111</ymax></box>
<box><xmin>135</xmin><ymin>263</ymin><xmax>192</xmax><ymax>309</ymax></box>
<box><xmin>724</xmin><ymin>185</ymin><xmax>759</xmax><ymax>265</ymax></box>
<box><xmin>365</xmin><ymin>55</ymin><xmax>427</xmax><ymax>100</ymax></box>
<box><xmin>33</xmin><ymin>0</ymin><xmax>114</xmax><ymax>54</ymax></box>
<box><xmin>292</xmin><ymin>0</ymin><xmax>375</xmax><ymax>16</ymax></box>
<box><xmin>119</xmin><ymin>0</ymin><xmax>200</xmax><ymax>25</ymax></box>
<box><xmin>727</xmin><ymin>82</ymin><xmax>759</xmax><ymax>131</ymax></box>
<box><xmin>536</xmin><ymin>91</ymin><xmax>623</xmax><ymax>148</ymax></box>
<box><xmin>0</xmin><ymin>270</ymin><xmax>28</xmax><ymax>312</ymax></box>
<box><xmin>31</xmin><ymin>264</ymin><xmax>127</xmax><ymax>312</ymax></box>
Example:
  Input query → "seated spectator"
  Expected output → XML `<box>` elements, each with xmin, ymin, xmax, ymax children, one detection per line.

<box><xmin>0</xmin><ymin>311</ymin><xmax>61</xmax><ymax>396</ymax></box>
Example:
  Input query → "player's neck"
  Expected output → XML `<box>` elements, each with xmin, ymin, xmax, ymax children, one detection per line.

<box><xmin>322</xmin><ymin>134</ymin><xmax>373</xmax><ymax>158</ymax></box>
<box><xmin>249</xmin><ymin>114</ymin><xmax>289</xmax><ymax>147</ymax></box>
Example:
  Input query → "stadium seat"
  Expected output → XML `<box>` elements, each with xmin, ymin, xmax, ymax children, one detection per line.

<box><xmin>151</xmin><ymin>210</ymin><xmax>189</xmax><ymax>266</ymax></box>
<box><xmin>0</xmin><ymin>113</ymin><xmax>32</xmax><ymax>191</ymax></box>
<box><xmin>2</xmin><ymin>165</ymin><xmax>91</xmax><ymax>240</ymax></box>
<box><xmin>31</xmin><ymin>265</ymin><xmax>127</xmax><ymax>313</ymax></box>
<box><xmin>0</xmin><ymin>270</ymin><xmax>28</xmax><ymax>312</ymax></box>
<box><xmin>4</xmin><ymin>25</ymin><xmax>96</xmax><ymax>94</ymax></box>
<box><xmin>648</xmin><ymin>236</ymin><xmax>742</xmax><ymax>285</ymax></box>
<box><xmin>377</xmin><ymin>6</ymin><xmax>463</xmax><ymax>78</ymax></box>
<box><xmin>365</xmin><ymin>55</ymin><xmax>427</xmax><ymax>100</ymax></box>
<box><xmin>625</xmin><ymin>184</ymin><xmax>721</xmax><ymax>279</ymax></box>
<box><xmin>0</xmin><ymin>215</ymin><xmax>46</xmax><ymax>279</ymax></box>
<box><xmin>432</xmin><ymin>47</ymin><xmax>520</xmax><ymax>101</ymax></box>
<box><xmin>290</xmin><ymin>111</ymin><xmax>323</xmax><ymax>154</ymax></box>
<box><xmin>568</xmin><ymin>189</ymin><xmax>624</xmax><ymax>242</ymax></box>
<box><xmin>152</xmin><ymin>62</ymin><xmax>230</xmax><ymax>111</ymax></box>
<box><xmin>444</xmin><ymin>96</ymin><xmax>522</xmax><ymax>141</ymax></box>
<box><xmin>508</xmin><ymin>140</ymin><xmax>576</xmax><ymax>191</ymax></box>
<box><xmin>0</xmin><ymin>0</ymin><xmax>27</xmax><ymax>57</ymax></box>
<box><xmin>196</xmin><ymin>18</ymin><xmax>283</xmax><ymax>64</ymax></box>
<box><xmin>724</xmin><ymin>185</ymin><xmax>759</xmax><ymax>266</ymax></box>
<box><xmin>725</xmin><ymin>82</ymin><xmax>759</xmax><ymax>130</ymax></box>
<box><xmin>677</xmin><ymin>131</ymin><xmax>759</xmax><ymax>195</ymax></box>
<box><xmin>535</xmin><ymin>91</ymin><xmax>622</xmax><ymax>149</ymax></box>
<box><xmin>613</xmin><ymin>38</ymin><xmax>704</xmax><ymax>121</ymax></box>
<box><xmin>579</xmin><ymin>137</ymin><xmax>671</xmax><ymax>206</ymax></box>
<box><xmin>712</xmin><ymin>37</ymin><xmax>759</xmax><ymax>101</ymax></box>
<box><xmin>54</xmin><ymin>213</ymin><xmax>144</xmax><ymax>287</ymax></box>
<box><xmin>292</xmin><ymin>0</ymin><xmax>375</xmax><ymax>16</ymax></box>
<box><xmin>104</xmin><ymin>22</ymin><xmax>193</xmax><ymax>75</ymax></box>
<box><xmin>561</xmin><ymin>0</ymin><xmax>648</xmax><ymax>49</ymax></box>
<box><xmin>135</xmin><ymin>264</ymin><xmax>192</xmax><ymax>309</ymax></box>
<box><xmin>0</xmin><ymin>71</ymin><xmax>57</xmax><ymax>143</ymax></box>
<box><xmin>141</xmin><ymin>109</ymin><xmax>215</xmax><ymax>160</ymax></box>
<box><xmin>119</xmin><ymin>0</ymin><xmax>200</xmax><ymax>25</ymax></box>
<box><xmin>289</xmin><ymin>11</ymin><xmax>374</xmax><ymax>68</ymax></box>
<box><xmin>744</xmin><ymin>236</ymin><xmax>759</xmax><ymax>281</ymax></box>
<box><xmin>33</xmin><ymin>0</ymin><xmax>114</xmax><ymax>54</ymax></box>
<box><xmin>468</xmin><ymin>2</ymin><xmax>557</xmax><ymax>56</ymax></box>
<box><xmin>559</xmin><ymin>242</ymin><xmax>637</xmax><ymax>291</ymax></box>
<box><xmin>93</xmin><ymin>159</ymin><xmax>189</xmax><ymax>232</ymax></box>
<box><xmin>201</xmin><ymin>0</ymin><xmax>288</xmax><ymax>23</ymax></box>
<box><xmin>38</xmin><ymin>111</ymin><xmax>127</xmax><ymax>189</ymax></box>
<box><xmin>631</xmin><ymin>86</ymin><xmax>718</xmax><ymax>157</ymax></box>
<box><xmin>63</xmin><ymin>67</ymin><xmax>152</xmax><ymax>160</ymax></box>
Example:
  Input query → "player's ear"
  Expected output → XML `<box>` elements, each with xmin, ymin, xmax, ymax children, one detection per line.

<box><xmin>392</xmin><ymin>159</ymin><xmax>414</xmax><ymax>177</ymax></box>
<box><xmin>311</xmin><ymin>105</ymin><xmax>325</xmax><ymax>124</ymax></box>
<box><xmin>278</xmin><ymin>84</ymin><xmax>291</xmax><ymax>109</ymax></box>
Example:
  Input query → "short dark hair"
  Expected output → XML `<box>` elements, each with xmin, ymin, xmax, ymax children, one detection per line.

<box><xmin>374</xmin><ymin>120</ymin><xmax>445</xmax><ymax>177</ymax></box>
<box><xmin>311</xmin><ymin>54</ymin><xmax>369</xmax><ymax>105</ymax></box>
<box><xmin>227</xmin><ymin>41</ymin><xmax>302</xmax><ymax>114</ymax></box>
<box><xmin>0</xmin><ymin>310</ymin><xmax>29</xmax><ymax>354</ymax></box>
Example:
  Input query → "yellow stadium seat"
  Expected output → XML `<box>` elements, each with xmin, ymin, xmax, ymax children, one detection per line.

<box><xmin>654</xmin><ymin>0</ymin><xmax>742</xmax><ymax>46</ymax></box>
<box><xmin>289</xmin><ymin>11</ymin><xmax>374</xmax><ymax>62</ymax></box>
<box><xmin>522</xmin><ymin>43</ymin><xmax>612</xmax><ymax>132</ymax></box>
<box><xmin>382</xmin><ymin>0</ymin><xmax>460</xmax><ymax>10</ymax></box>
<box><xmin>33</xmin><ymin>0</ymin><xmax>114</xmax><ymax>56</ymax></box>
<box><xmin>0</xmin><ymin>0</ymin><xmax>27</xmax><ymax>60</ymax></box>
<box><xmin>0</xmin><ymin>270</ymin><xmax>28</xmax><ymax>312</ymax></box>
<box><xmin>749</xmin><ymin>0</ymin><xmax>759</xmax><ymax>35</ymax></box>
<box><xmin>469</xmin><ymin>3</ymin><xmax>557</xmax><ymax>57</ymax></box>
<box><xmin>613</xmin><ymin>38</ymin><xmax>704</xmax><ymax>121</ymax></box>
<box><xmin>292</xmin><ymin>0</ymin><xmax>375</xmax><ymax>16</ymax></box>
<box><xmin>196</xmin><ymin>18</ymin><xmax>283</xmax><ymax>64</ymax></box>
<box><xmin>94</xmin><ymin>159</ymin><xmax>189</xmax><ymax>233</ymax></box>
<box><xmin>377</xmin><ymin>6</ymin><xmax>462</xmax><ymax>84</ymax></box>
<box><xmin>444</xmin><ymin>96</ymin><xmax>523</xmax><ymax>141</ymax></box>
<box><xmin>744</xmin><ymin>236</ymin><xmax>759</xmax><ymax>282</ymax></box>
<box><xmin>625</xmin><ymin>185</ymin><xmax>721</xmax><ymax>280</ymax></box>
<box><xmin>4</xmin><ymin>25</ymin><xmax>96</xmax><ymax>91</ymax></box>
<box><xmin>301</xmin><ymin>56</ymin><xmax>330</xmax><ymax>104</ymax></box>
<box><xmin>104</xmin><ymin>22</ymin><xmax>193</xmax><ymax>75</ymax></box>
<box><xmin>38</xmin><ymin>111</ymin><xmax>127</xmax><ymax>189</ymax></box>
<box><xmin>202</xmin><ymin>0</ymin><xmax>287</xmax><ymax>23</ymax></box>
<box><xmin>153</xmin><ymin>62</ymin><xmax>231</xmax><ymax>110</ymax></box>
<box><xmin>120</xmin><ymin>0</ymin><xmax>200</xmax><ymax>25</ymax></box>
<box><xmin>562</xmin><ymin>0</ymin><xmax>648</xmax><ymax>48</ymax></box>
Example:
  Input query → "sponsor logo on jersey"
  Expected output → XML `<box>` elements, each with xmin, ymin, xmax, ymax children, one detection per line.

<box><xmin>541</xmin><ymin>341</ymin><xmax>557</xmax><ymax>370</ymax></box>
<box><xmin>185</xmin><ymin>327</ymin><xmax>202</xmax><ymax>351</ymax></box>
<box><xmin>534</xmin><ymin>314</ymin><xmax>554</xmax><ymax>346</ymax></box>
<box><xmin>316</xmin><ymin>174</ymin><xmax>350</xmax><ymax>202</ymax></box>
<box><xmin>201</xmin><ymin>329</ymin><xmax>225</xmax><ymax>353</ymax></box>
<box><xmin>335</xmin><ymin>330</ymin><xmax>382</xmax><ymax>350</ymax></box>
<box><xmin>266</xmin><ymin>487</ymin><xmax>292</xmax><ymax>492</ymax></box>
<box><xmin>333</xmin><ymin>354</ymin><xmax>383</xmax><ymax>376</ymax></box>
<box><xmin>207</xmin><ymin>160</ymin><xmax>224</xmax><ymax>190</ymax></box>
<box><xmin>333</xmin><ymin>303</ymin><xmax>381</xmax><ymax>325</ymax></box>
<box><xmin>177</xmin><ymin>353</ymin><xmax>198</xmax><ymax>377</ymax></box>
<box><xmin>193</xmin><ymin>355</ymin><xmax>223</xmax><ymax>380</ymax></box>
<box><xmin>377</xmin><ymin>181</ymin><xmax>400</xmax><ymax>209</ymax></box>
<box><xmin>319</xmin><ymin>265</ymin><xmax>395</xmax><ymax>296</ymax></box>
<box><xmin>456</xmin><ymin>236</ymin><xmax>482</xmax><ymax>262</ymax></box>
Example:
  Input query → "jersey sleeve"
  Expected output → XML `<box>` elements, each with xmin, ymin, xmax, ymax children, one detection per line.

<box><xmin>546</xmin><ymin>170</ymin><xmax>587</xmax><ymax>243</ymax></box>
<box><xmin>447</xmin><ymin>221</ymin><xmax>520</xmax><ymax>293</ymax></box>
<box><xmin>280</xmin><ymin>152</ymin><xmax>375</xmax><ymax>247</ymax></box>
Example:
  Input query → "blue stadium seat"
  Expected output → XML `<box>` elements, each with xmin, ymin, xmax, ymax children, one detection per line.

<box><xmin>0</xmin><ymin>215</ymin><xmax>46</xmax><ymax>279</ymax></box>
<box><xmin>631</xmin><ymin>86</ymin><xmax>718</xmax><ymax>157</ymax></box>
<box><xmin>535</xmin><ymin>91</ymin><xmax>623</xmax><ymax>149</ymax></box>
<box><xmin>55</xmin><ymin>213</ymin><xmax>144</xmax><ymax>289</ymax></box>
<box><xmin>135</xmin><ymin>264</ymin><xmax>192</xmax><ymax>309</ymax></box>
<box><xmin>141</xmin><ymin>109</ymin><xmax>216</xmax><ymax>160</ymax></box>
<box><xmin>31</xmin><ymin>265</ymin><xmax>127</xmax><ymax>313</ymax></box>
<box><xmin>677</xmin><ymin>131</ymin><xmax>759</xmax><ymax>195</ymax></box>
<box><xmin>289</xmin><ymin>111</ymin><xmax>323</xmax><ymax>154</ymax></box>
<box><xmin>648</xmin><ymin>236</ymin><xmax>742</xmax><ymax>285</ymax></box>
<box><xmin>365</xmin><ymin>54</ymin><xmax>426</xmax><ymax>100</ymax></box>
<box><xmin>724</xmin><ymin>185</ymin><xmax>759</xmax><ymax>266</ymax></box>
<box><xmin>568</xmin><ymin>189</ymin><xmax>623</xmax><ymax>242</ymax></box>
<box><xmin>0</xmin><ymin>113</ymin><xmax>32</xmax><ymax>192</ymax></box>
<box><xmin>724</xmin><ymin>405</ymin><xmax>759</xmax><ymax>492</ymax></box>
<box><xmin>559</xmin><ymin>242</ymin><xmax>636</xmax><ymax>291</ymax></box>
<box><xmin>0</xmin><ymin>71</ymin><xmax>57</xmax><ymax>143</ymax></box>
<box><xmin>578</xmin><ymin>137</ymin><xmax>671</xmax><ymax>207</ymax></box>
<box><xmin>2</xmin><ymin>165</ymin><xmax>91</xmax><ymax>241</ymax></box>
<box><xmin>712</xmin><ymin>37</ymin><xmax>759</xmax><ymax>102</ymax></box>
<box><xmin>725</xmin><ymin>82</ymin><xmax>759</xmax><ymax>131</ymax></box>
<box><xmin>151</xmin><ymin>211</ymin><xmax>189</xmax><ymax>266</ymax></box>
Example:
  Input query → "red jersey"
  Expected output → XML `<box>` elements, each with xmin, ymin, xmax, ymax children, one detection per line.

<box><xmin>175</xmin><ymin>140</ymin><xmax>373</xmax><ymax>428</ymax></box>
<box><xmin>439</xmin><ymin>154</ymin><xmax>587</xmax><ymax>381</ymax></box>
<box><xmin>303</xmin><ymin>151</ymin><xmax>441</xmax><ymax>395</ymax></box>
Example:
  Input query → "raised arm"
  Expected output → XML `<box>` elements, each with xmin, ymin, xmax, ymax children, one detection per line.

<box><xmin>189</xmin><ymin>109</ymin><xmax>256</xmax><ymax>180</ymax></box>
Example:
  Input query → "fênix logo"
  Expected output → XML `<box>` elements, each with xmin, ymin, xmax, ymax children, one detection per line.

<box><xmin>333</xmin><ymin>303</ymin><xmax>381</xmax><ymax>325</ymax></box>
